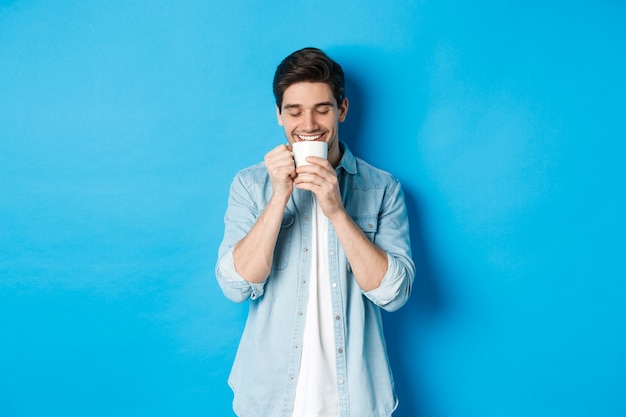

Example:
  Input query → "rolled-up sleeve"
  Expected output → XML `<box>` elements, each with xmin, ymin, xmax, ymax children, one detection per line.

<box><xmin>362</xmin><ymin>180</ymin><xmax>415</xmax><ymax>312</ymax></box>
<box><xmin>364</xmin><ymin>253</ymin><xmax>413</xmax><ymax>312</ymax></box>
<box><xmin>215</xmin><ymin>166</ymin><xmax>269</xmax><ymax>303</ymax></box>
<box><xmin>216</xmin><ymin>249</ymin><xmax>267</xmax><ymax>302</ymax></box>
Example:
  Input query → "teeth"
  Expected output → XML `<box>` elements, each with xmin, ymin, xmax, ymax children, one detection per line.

<box><xmin>298</xmin><ymin>134</ymin><xmax>322</xmax><ymax>141</ymax></box>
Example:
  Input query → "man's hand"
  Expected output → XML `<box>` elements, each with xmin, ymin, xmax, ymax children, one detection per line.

<box><xmin>264</xmin><ymin>144</ymin><xmax>297</xmax><ymax>205</ymax></box>
<box><xmin>293</xmin><ymin>156</ymin><xmax>344</xmax><ymax>219</ymax></box>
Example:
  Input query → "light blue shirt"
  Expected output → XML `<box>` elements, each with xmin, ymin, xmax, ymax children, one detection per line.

<box><xmin>216</xmin><ymin>142</ymin><xmax>415</xmax><ymax>417</ymax></box>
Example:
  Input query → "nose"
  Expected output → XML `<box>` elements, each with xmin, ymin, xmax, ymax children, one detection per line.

<box><xmin>302</xmin><ymin>111</ymin><xmax>318</xmax><ymax>132</ymax></box>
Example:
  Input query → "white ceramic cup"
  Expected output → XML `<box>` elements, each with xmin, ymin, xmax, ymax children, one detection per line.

<box><xmin>292</xmin><ymin>141</ymin><xmax>328</xmax><ymax>167</ymax></box>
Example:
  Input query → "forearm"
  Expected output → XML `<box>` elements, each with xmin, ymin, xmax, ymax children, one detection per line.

<box><xmin>233</xmin><ymin>195</ymin><xmax>288</xmax><ymax>283</ymax></box>
<box><xmin>330</xmin><ymin>209</ymin><xmax>388</xmax><ymax>292</ymax></box>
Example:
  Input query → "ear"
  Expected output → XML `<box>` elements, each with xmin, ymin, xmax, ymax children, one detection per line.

<box><xmin>276</xmin><ymin>105</ymin><xmax>284</xmax><ymax>126</ymax></box>
<box><xmin>338</xmin><ymin>97</ymin><xmax>349</xmax><ymax>122</ymax></box>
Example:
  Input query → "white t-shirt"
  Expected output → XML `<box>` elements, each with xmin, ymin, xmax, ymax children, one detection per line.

<box><xmin>292</xmin><ymin>197</ymin><xmax>339</xmax><ymax>416</ymax></box>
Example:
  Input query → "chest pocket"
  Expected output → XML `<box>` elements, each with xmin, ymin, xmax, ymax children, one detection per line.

<box><xmin>354</xmin><ymin>215</ymin><xmax>378</xmax><ymax>242</ymax></box>
<box><xmin>272</xmin><ymin>213</ymin><xmax>295</xmax><ymax>270</ymax></box>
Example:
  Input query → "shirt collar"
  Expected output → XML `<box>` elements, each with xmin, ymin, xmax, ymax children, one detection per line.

<box><xmin>336</xmin><ymin>141</ymin><xmax>357</xmax><ymax>175</ymax></box>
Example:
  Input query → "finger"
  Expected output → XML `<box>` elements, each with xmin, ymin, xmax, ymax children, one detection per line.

<box><xmin>267</xmin><ymin>151</ymin><xmax>296</xmax><ymax>171</ymax></box>
<box><xmin>296</xmin><ymin>162</ymin><xmax>325</xmax><ymax>174</ymax></box>
<box><xmin>296</xmin><ymin>166</ymin><xmax>333</xmax><ymax>183</ymax></box>
<box><xmin>305</xmin><ymin>155</ymin><xmax>329</xmax><ymax>166</ymax></box>
<box><xmin>294</xmin><ymin>175</ymin><xmax>334</xmax><ymax>193</ymax></box>
<box><xmin>294</xmin><ymin>172</ymin><xmax>317</xmax><ymax>184</ymax></box>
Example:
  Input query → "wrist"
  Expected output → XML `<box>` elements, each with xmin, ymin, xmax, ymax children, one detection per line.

<box><xmin>327</xmin><ymin>206</ymin><xmax>349</xmax><ymax>224</ymax></box>
<box><xmin>270</xmin><ymin>191</ymin><xmax>290</xmax><ymax>208</ymax></box>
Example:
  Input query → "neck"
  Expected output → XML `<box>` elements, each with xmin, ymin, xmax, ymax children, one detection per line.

<box><xmin>328</xmin><ymin>141</ymin><xmax>343</xmax><ymax>168</ymax></box>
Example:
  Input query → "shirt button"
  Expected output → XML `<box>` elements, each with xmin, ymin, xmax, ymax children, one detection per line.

<box><xmin>329</xmin><ymin>250</ymin><xmax>335</xmax><ymax>256</ymax></box>
<box><xmin>338</xmin><ymin>379</ymin><xmax>344</xmax><ymax>385</ymax></box>
<box><xmin>304</xmin><ymin>215</ymin><xmax>309</xmax><ymax>221</ymax></box>
<box><xmin>332</xmin><ymin>282</ymin><xmax>337</xmax><ymax>288</ymax></box>
<box><xmin>338</xmin><ymin>348</ymin><xmax>343</xmax><ymax>354</ymax></box>
<box><xmin>368</xmin><ymin>223</ymin><xmax>374</xmax><ymax>229</ymax></box>
<box><xmin>303</xmin><ymin>247</ymin><xmax>309</xmax><ymax>252</ymax></box>
<box><xmin>335</xmin><ymin>315</ymin><xmax>341</xmax><ymax>320</ymax></box>
<box><xmin>298</xmin><ymin>311</ymin><xmax>303</xmax><ymax>316</ymax></box>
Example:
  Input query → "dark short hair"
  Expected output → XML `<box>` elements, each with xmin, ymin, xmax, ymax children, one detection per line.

<box><xmin>273</xmin><ymin>47</ymin><xmax>345</xmax><ymax>112</ymax></box>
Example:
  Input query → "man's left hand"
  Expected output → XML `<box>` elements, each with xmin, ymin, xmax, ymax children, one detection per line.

<box><xmin>293</xmin><ymin>157</ymin><xmax>344</xmax><ymax>219</ymax></box>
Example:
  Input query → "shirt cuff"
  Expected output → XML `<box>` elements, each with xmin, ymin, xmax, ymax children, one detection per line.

<box><xmin>363</xmin><ymin>253</ymin><xmax>410</xmax><ymax>311</ymax></box>
<box><xmin>216</xmin><ymin>249</ymin><xmax>267</xmax><ymax>302</ymax></box>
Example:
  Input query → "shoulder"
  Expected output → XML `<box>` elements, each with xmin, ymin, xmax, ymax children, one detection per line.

<box><xmin>237</xmin><ymin>161</ymin><xmax>268</xmax><ymax>177</ymax></box>
<box><xmin>339</xmin><ymin>142</ymin><xmax>399</xmax><ymax>189</ymax></box>
<box><xmin>351</xmin><ymin>157</ymin><xmax>400</xmax><ymax>190</ymax></box>
<box><xmin>228</xmin><ymin>162</ymin><xmax>273</xmax><ymax>206</ymax></box>
<box><xmin>232</xmin><ymin>161</ymin><xmax>269</xmax><ymax>186</ymax></box>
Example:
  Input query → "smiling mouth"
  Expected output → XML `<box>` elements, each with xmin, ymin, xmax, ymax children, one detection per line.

<box><xmin>296</xmin><ymin>133</ymin><xmax>323</xmax><ymax>141</ymax></box>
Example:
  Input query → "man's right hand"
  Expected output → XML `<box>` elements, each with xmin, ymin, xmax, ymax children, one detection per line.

<box><xmin>264</xmin><ymin>144</ymin><xmax>296</xmax><ymax>204</ymax></box>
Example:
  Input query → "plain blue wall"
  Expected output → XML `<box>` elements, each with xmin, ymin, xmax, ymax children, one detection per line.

<box><xmin>1</xmin><ymin>1</ymin><xmax>625</xmax><ymax>416</ymax></box>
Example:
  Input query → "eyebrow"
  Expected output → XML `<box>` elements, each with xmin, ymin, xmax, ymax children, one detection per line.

<box><xmin>282</xmin><ymin>101</ymin><xmax>335</xmax><ymax>111</ymax></box>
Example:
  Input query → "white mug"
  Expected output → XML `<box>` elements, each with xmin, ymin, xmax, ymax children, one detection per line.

<box><xmin>292</xmin><ymin>141</ymin><xmax>328</xmax><ymax>167</ymax></box>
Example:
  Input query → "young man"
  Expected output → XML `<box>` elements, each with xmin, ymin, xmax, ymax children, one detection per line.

<box><xmin>216</xmin><ymin>47</ymin><xmax>415</xmax><ymax>417</ymax></box>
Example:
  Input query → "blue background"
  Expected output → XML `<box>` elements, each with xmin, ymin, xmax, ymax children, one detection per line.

<box><xmin>1</xmin><ymin>1</ymin><xmax>625</xmax><ymax>416</ymax></box>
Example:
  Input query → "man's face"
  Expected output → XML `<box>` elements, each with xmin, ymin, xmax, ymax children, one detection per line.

<box><xmin>276</xmin><ymin>82</ymin><xmax>348</xmax><ymax>167</ymax></box>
